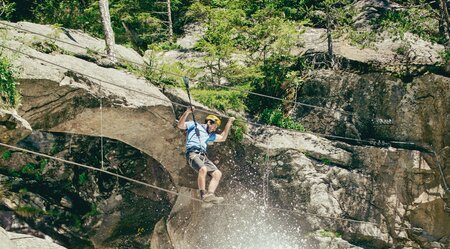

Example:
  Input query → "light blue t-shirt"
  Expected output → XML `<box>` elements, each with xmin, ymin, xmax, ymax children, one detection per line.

<box><xmin>185</xmin><ymin>121</ymin><xmax>216</xmax><ymax>152</ymax></box>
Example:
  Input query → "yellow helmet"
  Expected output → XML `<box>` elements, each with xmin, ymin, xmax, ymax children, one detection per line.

<box><xmin>205</xmin><ymin>114</ymin><xmax>221</xmax><ymax>126</ymax></box>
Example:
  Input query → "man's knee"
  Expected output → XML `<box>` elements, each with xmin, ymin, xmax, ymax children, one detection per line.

<box><xmin>199</xmin><ymin>166</ymin><xmax>208</xmax><ymax>175</ymax></box>
<box><xmin>212</xmin><ymin>170</ymin><xmax>222</xmax><ymax>179</ymax></box>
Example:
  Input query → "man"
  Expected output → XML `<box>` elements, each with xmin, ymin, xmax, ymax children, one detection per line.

<box><xmin>177</xmin><ymin>107</ymin><xmax>235</xmax><ymax>203</ymax></box>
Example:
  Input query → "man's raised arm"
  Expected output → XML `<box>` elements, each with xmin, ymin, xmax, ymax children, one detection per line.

<box><xmin>177</xmin><ymin>107</ymin><xmax>194</xmax><ymax>130</ymax></box>
<box><xmin>215</xmin><ymin>117</ymin><xmax>235</xmax><ymax>142</ymax></box>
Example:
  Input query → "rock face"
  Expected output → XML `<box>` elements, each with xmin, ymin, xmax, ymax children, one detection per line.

<box><xmin>0</xmin><ymin>109</ymin><xmax>32</xmax><ymax>146</ymax></box>
<box><xmin>0</xmin><ymin>21</ymin><xmax>145</xmax><ymax>67</ymax></box>
<box><xmin>0</xmin><ymin>19</ymin><xmax>448</xmax><ymax>249</ymax></box>
<box><xmin>0</xmin><ymin>227</ymin><xmax>66</xmax><ymax>249</ymax></box>
<box><xmin>294</xmin><ymin>70</ymin><xmax>450</xmax><ymax>198</ymax></box>
<box><xmin>0</xmin><ymin>132</ymin><xmax>175</xmax><ymax>248</ymax></box>
<box><xmin>1</xmin><ymin>21</ymin><xmax>187</xmax><ymax>185</ymax></box>
<box><xmin>0</xmin><ymin>21</ymin><xmax>183</xmax><ymax>248</ymax></box>
<box><xmin>152</xmin><ymin>127</ymin><xmax>449</xmax><ymax>249</ymax></box>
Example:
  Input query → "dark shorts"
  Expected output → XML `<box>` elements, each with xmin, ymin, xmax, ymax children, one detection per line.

<box><xmin>186</xmin><ymin>152</ymin><xmax>218</xmax><ymax>173</ymax></box>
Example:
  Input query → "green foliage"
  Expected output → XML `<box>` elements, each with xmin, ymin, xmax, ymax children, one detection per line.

<box><xmin>78</xmin><ymin>172</ymin><xmax>88</xmax><ymax>185</ymax></box>
<box><xmin>259</xmin><ymin>108</ymin><xmax>305</xmax><ymax>132</ymax></box>
<box><xmin>71</xmin><ymin>214</ymin><xmax>82</xmax><ymax>229</ymax></box>
<box><xmin>15</xmin><ymin>205</ymin><xmax>45</xmax><ymax>217</ymax></box>
<box><xmin>18</xmin><ymin>188</ymin><xmax>28</xmax><ymax>194</ymax></box>
<box><xmin>83</xmin><ymin>203</ymin><xmax>99</xmax><ymax>218</ymax></box>
<box><xmin>21</xmin><ymin>163</ymin><xmax>36</xmax><ymax>174</ymax></box>
<box><xmin>185</xmin><ymin>1</ymin><xmax>212</xmax><ymax>22</ymax></box>
<box><xmin>439</xmin><ymin>50</ymin><xmax>450</xmax><ymax>63</ymax></box>
<box><xmin>39</xmin><ymin>159</ymin><xmax>48</xmax><ymax>169</ymax></box>
<box><xmin>144</xmin><ymin>59</ymin><xmax>198</xmax><ymax>87</ymax></box>
<box><xmin>149</xmin><ymin>42</ymin><xmax>182</xmax><ymax>51</ymax></box>
<box><xmin>242</xmin><ymin>8</ymin><xmax>302</xmax><ymax>58</ymax></box>
<box><xmin>318</xmin><ymin>229</ymin><xmax>342</xmax><ymax>238</ymax></box>
<box><xmin>237</xmin><ymin>8</ymin><xmax>305</xmax><ymax>115</ymax></box>
<box><xmin>31</xmin><ymin>40</ymin><xmax>62</xmax><ymax>54</ymax></box>
<box><xmin>223</xmin><ymin>63</ymin><xmax>264</xmax><ymax>86</ymax></box>
<box><xmin>137</xmin><ymin>227</ymin><xmax>145</xmax><ymax>236</ymax></box>
<box><xmin>246</xmin><ymin>54</ymin><xmax>300</xmax><ymax>114</ymax></box>
<box><xmin>20</xmin><ymin>0</ymin><xmax>189</xmax><ymax>51</ymax></box>
<box><xmin>50</xmin><ymin>143</ymin><xmax>64</xmax><ymax>155</ymax></box>
<box><xmin>19</xmin><ymin>159</ymin><xmax>47</xmax><ymax>180</ymax></box>
<box><xmin>9</xmin><ymin>0</ymin><xmax>449</xmax><ymax>51</ymax></box>
<box><xmin>373</xmin><ymin>3</ymin><xmax>446</xmax><ymax>44</ymax></box>
<box><xmin>230</xmin><ymin>119</ymin><xmax>246</xmax><ymax>142</ymax></box>
<box><xmin>0</xmin><ymin>0</ymin><xmax>16</xmax><ymax>20</ymax></box>
<box><xmin>0</xmin><ymin>55</ymin><xmax>20</xmax><ymax>108</ymax></box>
<box><xmin>190</xmin><ymin>87</ymin><xmax>247</xmax><ymax>112</ymax></box>
<box><xmin>2</xmin><ymin>150</ymin><xmax>12</xmax><ymax>160</ymax></box>
<box><xmin>345</xmin><ymin>29</ymin><xmax>377</xmax><ymax>49</ymax></box>
<box><xmin>193</xmin><ymin>5</ymin><xmax>245</xmax><ymax>84</ymax></box>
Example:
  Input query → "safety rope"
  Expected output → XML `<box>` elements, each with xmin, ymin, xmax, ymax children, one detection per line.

<box><xmin>0</xmin><ymin>21</ymin><xmax>438</xmax><ymax>234</ymax></box>
<box><xmin>1</xmin><ymin>43</ymin><xmax>445</xmax><ymax>195</ymax></box>
<box><xmin>0</xmin><ymin>142</ymin><xmax>201</xmax><ymax>201</ymax></box>
<box><xmin>0</xmin><ymin>141</ymin><xmax>384</xmax><ymax>226</ymax></box>
<box><xmin>0</xmin><ymin>43</ymin><xmax>421</xmax><ymax>150</ymax></box>
<box><xmin>100</xmin><ymin>80</ymin><xmax>105</xmax><ymax>169</ymax></box>
<box><xmin>183</xmin><ymin>76</ymin><xmax>205</xmax><ymax>153</ymax></box>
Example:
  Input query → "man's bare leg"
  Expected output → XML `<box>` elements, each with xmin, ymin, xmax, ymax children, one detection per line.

<box><xmin>208</xmin><ymin>170</ymin><xmax>222</xmax><ymax>194</ymax></box>
<box><xmin>198</xmin><ymin>166</ymin><xmax>207</xmax><ymax>196</ymax></box>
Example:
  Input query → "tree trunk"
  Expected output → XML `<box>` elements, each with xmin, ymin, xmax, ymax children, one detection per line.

<box><xmin>217</xmin><ymin>58</ymin><xmax>222</xmax><ymax>85</ymax></box>
<box><xmin>439</xmin><ymin>0</ymin><xmax>450</xmax><ymax>42</ymax></box>
<box><xmin>167</xmin><ymin>0</ymin><xmax>174</xmax><ymax>44</ymax></box>
<box><xmin>99</xmin><ymin>0</ymin><xmax>116</xmax><ymax>63</ymax></box>
<box><xmin>122</xmin><ymin>22</ymin><xmax>143</xmax><ymax>55</ymax></box>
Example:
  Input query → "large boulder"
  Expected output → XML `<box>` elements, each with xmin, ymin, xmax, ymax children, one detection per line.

<box><xmin>0</xmin><ymin>21</ymin><xmax>145</xmax><ymax>67</ymax></box>
<box><xmin>0</xmin><ymin>227</ymin><xmax>65</xmax><ymax>249</ymax></box>
<box><xmin>0</xmin><ymin>132</ymin><xmax>175</xmax><ymax>248</ymax></box>
<box><xmin>297</xmin><ymin>26</ymin><xmax>444</xmax><ymax>67</ymax></box>
<box><xmin>152</xmin><ymin>125</ymin><xmax>449</xmax><ymax>249</ymax></box>
<box><xmin>1</xmin><ymin>33</ymin><xmax>186</xmax><ymax>185</ymax></box>
<box><xmin>0</xmin><ymin>21</ymin><xmax>185</xmax><ymax>248</ymax></box>
<box><xmin>294</xmin><ymin>69</ymin><xmax>450</xmax><ymax>193</ymax></box>
<box><xmin>0</xmin><ymin>109</ymin><xmax>32</xmax><ymax>146</ymax></box>
<box><xmin>256</xmin><ymin>129</ymin><xmax>449</xmax><ymax>248</ymax></box>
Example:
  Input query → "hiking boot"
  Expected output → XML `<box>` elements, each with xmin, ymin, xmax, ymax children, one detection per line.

<box><xmin>202</xmin><ymin>193</ymin><xmax>224</xmax><ymax>204</ymax></box>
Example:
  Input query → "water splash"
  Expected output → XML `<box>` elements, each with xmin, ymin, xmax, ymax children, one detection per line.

<box><xmin>184</xmin><ymin>191</ymin><xmax>316</xmax><ymax>249</ymax></box>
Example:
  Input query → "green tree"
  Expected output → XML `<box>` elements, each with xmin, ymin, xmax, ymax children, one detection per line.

<box><xmin>374</xmin><ymin>0</ymin><xmax>448</xmax><ymax>45</ymax></box>
<box><xmin>0</xmin><ymin>55</ymin><xmax>20</xmax><ymax>108</ymax></box>
<box><xmin>241</xmin><ymin>7</ymin><xmax>304</xmax><ymax>114</ymax></box>
<box><xmin>307</xmin><ymin>0</ymin><xmax>354</xmax><ymax>67</ymax></box>
<box><xmin>16</xmin><ymin>0</ymin><xmax>188</xmax><ymax>52</ymax></box>
<box><xmin>194</xmin><ymin>4</ymin><xmax>245</xmax><ymax>84</ymax></box>
<box><xmin>0</xmin><ymin>0</ymin><xmax>16</xmax><ymax>19</ymax></box>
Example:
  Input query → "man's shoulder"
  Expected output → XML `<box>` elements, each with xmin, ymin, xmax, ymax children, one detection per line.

<box><xmin>185</xmin><ymin>121</ymin><xmax>195</xmax><ymax>129</ymax></box>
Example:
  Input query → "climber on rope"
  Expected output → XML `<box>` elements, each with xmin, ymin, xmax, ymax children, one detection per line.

<box><xmin>177</xmin><ymin>106</ymin><xmax>235</xmax><ymax>204</ymax></box>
